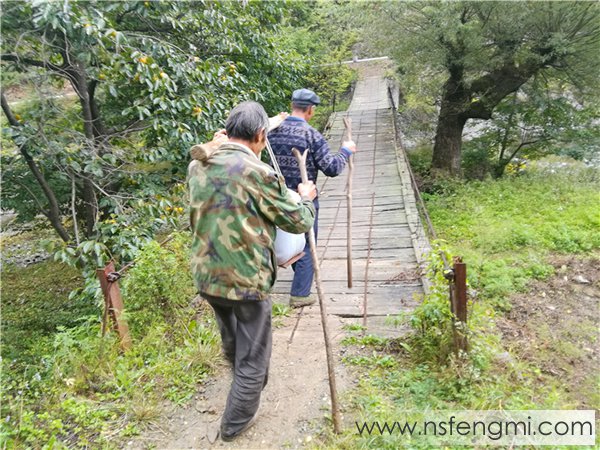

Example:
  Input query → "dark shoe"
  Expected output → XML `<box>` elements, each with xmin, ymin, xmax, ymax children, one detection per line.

<box><xmin>220</xmin><ymin>410</ymin><xmax>259</xmax><ymax>442</ymax></box>
<box><xmin>290</xmin><ymin>295</ymin><xmax>316</xmax><ymax>309</ymax></box>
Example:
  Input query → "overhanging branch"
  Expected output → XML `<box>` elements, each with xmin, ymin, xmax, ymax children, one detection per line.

<box><xmin>1</xmin><ymin>53</ymin><xmax>63</xmax><ymax>72</ymax></box>
<box><xmin>1</xmin><ymin>53</ymin><xmax>78</xmax><ymax>84</ymax></box>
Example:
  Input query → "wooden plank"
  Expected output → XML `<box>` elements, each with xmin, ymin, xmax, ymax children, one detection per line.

<box><xmin>319</xmin><ymin>215</ymin><xmax>409</xmax><ymax>226</ymax></box>
<box><xmin>321</xmin><ymin>242</ymin><xmax>414</xmax><ymax>253</ymax></box>
<box><xmin>320</xmin><ymin>237</ymin><xmax>414</xmax><ymax>248</ymax></box>
<box><xmin>273</xmin><ymin>281</ymin><xmax>422</xmax><ymax>297</ymax></box>
<box><xmin>318</xmin><ymin>202</ymin><xmax>407</xmax><ymax>212</ymax></box>
<box><xmin>318</xmin><ymin>193</ymin><xmax>403</xmax><ymax>202</ymax></box>
<box><xmin>324</xmin><ymin>289</ymin><xmax>422</xmax><ymax>317</ymax></box>
<box><xmin>323</xmin><ymin>227</ymin><xmax>413</xmax><ymax>239</ymax></box>
<box><xmin>276</xmin><ymin>260</ymin><xmax>421</xmax><ymax>283</ymax></box>
<box><xmin>321</xmin><ymin>248</ymin><xmax>417</xmax><ymax>260</ymax></box>
<box><xmin>319</xmin><ymin>205</ymin><xmax>409</xmax><ymax>215</ymax></box>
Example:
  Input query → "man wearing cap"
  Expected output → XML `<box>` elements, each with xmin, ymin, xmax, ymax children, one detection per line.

<box><xmin>268</xmin><ymin>88</ymin><xmax>357</xmax><ymax>308</ymax></box>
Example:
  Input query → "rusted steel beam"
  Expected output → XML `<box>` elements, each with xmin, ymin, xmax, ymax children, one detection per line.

<box><xmin>452</xmin><ymin>256</ymin><xmax>468</xmax><ymax>352</ymax></box>
<box><xmin>453</xmin><ymin>258</ymin><xmax>467</xmax><ymax>322</ymax></box>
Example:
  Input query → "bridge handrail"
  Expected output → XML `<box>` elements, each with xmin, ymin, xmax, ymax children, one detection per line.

<box><xmin>387</xmin><ymin>84</ymin><xmax>468</xmax><ymax>353</ymax></box>
<box><xmin>386</xmin><ymin>85</ymin><xmax>451</xmax><ymax>272</ymax></box>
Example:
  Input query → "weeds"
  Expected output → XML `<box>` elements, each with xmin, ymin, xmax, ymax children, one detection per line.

<box><xmin>327</xmin><ymin>166</ymin><xmax>599</xmax><ymax>449</ymax></box>
<box><xmin>272</xmin><ymin>302</ymin><xmax>291</xmax><ymax>318</ymax></box>
<box><xmin>341</xmin><ymin>335</ymin><xmax>388</xmax><ymax>348</ymax></box>
<box><xmin>1</xmin><ymin>232</ymin><xmax>220</xmax><ymax>447</ymax></box>
<box><xmin>342</xmin><ymin>323</ymin><xmax>366</xmax><ymax>332</ymax></box>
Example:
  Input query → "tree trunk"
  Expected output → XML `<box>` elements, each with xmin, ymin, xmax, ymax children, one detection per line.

<box><xmin>81</xmin><ymin>179</ymin><xmax>98</xmax><ymax>237</ymax></box>
<box><xmin>431</xmin><ymin>96</ymin><xmax>467</xmax><ymax>177</ymax></box>
<box><xmin>71</xmin><ymin>66</ymin><xmax>99</xmax><ymax>237</ymax></box>
<box><xmin>493</xmin><ymin>160</ymin><xmax>510</xmax><ymax>179</ymax></box>
<box><xmin>88</xmin><ymin>80</ymin><xmax>109</xmax><ymax>142</ymax></box>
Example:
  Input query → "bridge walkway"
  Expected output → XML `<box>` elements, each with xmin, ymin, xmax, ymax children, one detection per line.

<box><xmin>273</xmin><ymin>70</ymin><xmax>430</xmax><ymax>336</ymax></box>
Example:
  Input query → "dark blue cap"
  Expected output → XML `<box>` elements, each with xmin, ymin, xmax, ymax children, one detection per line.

<box><xmin>292</xmin><ymin>88</ymin><xmax>320</xmax><ymax>106</ymax></box>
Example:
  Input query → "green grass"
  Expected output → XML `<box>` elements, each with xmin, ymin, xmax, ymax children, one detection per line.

<box><xmin>427</xmin><ymin>172</ymin><xmax>599</xmax><ymax>253</ymax></box>
<box><xmin>1</xmin><ymin>232</ymin><xmax>221</xmax><ymax>448</ymax></box>
<box><xmin>321</xmin><ymin>166</ymin><xmax>600</xmax><ymax>449</ymax></box>
<box><xmin>1</xmin><ymin>261</ymin><xmax>89</xmax><ymax>364</ymax></box>
<box><xmin>272</xmin><ymin>302</ymin><xmax>291</xmax><ymax>318</ymax></box>
<box><xmin>425</xmin><ymin>168</ymin><xmax>599</xmax><ymax>303</ymax></box>
<box><xmin>272</xmin><ymin>302</ymin><xmax>291</xmax><ymax>328</ymax></box>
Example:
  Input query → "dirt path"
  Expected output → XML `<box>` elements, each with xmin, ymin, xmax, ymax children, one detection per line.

<box><xmin>133</xmin><ymin>305</ymin><xmax>354</xmax><ymax>449</ymax></box>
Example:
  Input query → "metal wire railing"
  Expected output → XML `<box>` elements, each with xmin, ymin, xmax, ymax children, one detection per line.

<box><xmin>387</xmin><ymin>85</ymin><xmax>468</xmax><ymax>353</ymax></box>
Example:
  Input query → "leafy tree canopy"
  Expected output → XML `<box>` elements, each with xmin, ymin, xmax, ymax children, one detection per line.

<box><xmin>359</xmin><ymin>1</ymin><xmax>600</xmax><ymax>175</ymax></box>
<box><xmin>1</xmin><ymin>0</ymin><xmax>307</xmax><ymax>266</ymax></box>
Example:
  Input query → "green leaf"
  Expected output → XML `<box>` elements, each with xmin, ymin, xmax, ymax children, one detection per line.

<box><xmin>82</xmin><ymin>241</ymin><xmax>94</xmax><ymax>254</ymax></box>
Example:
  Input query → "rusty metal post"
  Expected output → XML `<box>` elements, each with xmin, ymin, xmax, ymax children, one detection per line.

<box><xmin>452</xmin><ymin>257</ymin><xmax>468</xmax><ymax>352</ymax></box>
<box><xmin>97</xmin><ymin>261</ymin><xmax>132</xmax><ymax>351</ymax></box>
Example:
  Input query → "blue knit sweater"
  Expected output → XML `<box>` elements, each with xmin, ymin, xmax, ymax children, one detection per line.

<box><xmin>267</xmin><ymin>116</ymin><xmax>351</xmax><ymax>204</ymax></box>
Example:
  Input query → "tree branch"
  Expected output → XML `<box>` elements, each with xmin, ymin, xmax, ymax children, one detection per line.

<box><xmin>1</xmin><ymin>91</ymin><xmax>21</xmax><ymax>127</ymax></box>
<box><xmin>13</xmin><ymin>179</ymin><xmax>50</xmax><ymax>217</ymax></box>
<box><xmin>1</xmin><ymin>53</ymin><xmax>63</xmax><ymax>72</ymax></box>
<box><xmin>499</xmin><ymin>92</ymin><xmax>518</xmax><ymax>161</ymax></box>
<box><xmin>71</xmin><ymin>175</ymin><xmax>80</xmax><ymax>245</ymax></box>
<box><xmin>464</xmin><ymin>58</ymin><xmax>542</xmax><ymax>120</ymax></box>
<box><xmin>507</xmin><ymin>137</ymin><xmax>549</xmax><ymax>162</ymax></box>
<box><xmin>107</xmin><ymin>120</ymin><xmax>151</xmax><ymax>138</ymax></box>
<box><xmin>1</xmin><ymin>91</ymin><xmax>71</xmax><ymax>242</ymax></box>
<box><xmin>1</xmin><ymin>53</ymin><xmax>79</xmax><ymax>85</ymax></box>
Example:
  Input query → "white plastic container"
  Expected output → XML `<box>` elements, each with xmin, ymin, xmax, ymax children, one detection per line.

<box><xmin>274</xmin><ymin>189</ymin><xmax>307</xmax><ymax>266</ymax></box>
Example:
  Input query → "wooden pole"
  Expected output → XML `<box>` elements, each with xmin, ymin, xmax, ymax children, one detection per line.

<box><xmin>452</xmin><ymin>257</ymin><xmax>468</xmax><ymax>353</ymax></box>
<box><xmin>97</xmin><ymin>261</ymin><xmax>132</xmax><ymax>351</ymax></box>
<box><xmin>343</xmin><ymin>117</ymin><xmax>354</xmax><ymax>289</ymax></box>
<box><xmin>293</xmin><ymin>148</ymin><xmax>342</xmax><ymax>434</ymax></box>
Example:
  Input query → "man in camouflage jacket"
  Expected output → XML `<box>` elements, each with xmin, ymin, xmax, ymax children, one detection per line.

<box><xmin>188</xmin><ymin>101</ymin><xmax>316</xmax><ymax>442</ymax></box>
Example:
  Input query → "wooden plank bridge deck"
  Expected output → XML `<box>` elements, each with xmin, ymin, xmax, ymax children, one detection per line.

<box><xmin>273</xmin><ymin>73</ymin><xmax>430</xmax><ymax>336</ymax></box>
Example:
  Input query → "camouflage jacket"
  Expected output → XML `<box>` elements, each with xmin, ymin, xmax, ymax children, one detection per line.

<box><xmin>188</xmin><ymin>142</ymin><xmax>315</xmax><ymax>301</ymax></box>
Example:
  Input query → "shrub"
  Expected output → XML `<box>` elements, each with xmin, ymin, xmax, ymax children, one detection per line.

<box><xmin>2</xmin><ymin>232</ymin><xmax>220</xmax><ymax>447</ymax></box>
<box><xmin>121</xmin><ymin>232</ymin><xmax>196</xmax><ymax>336</ymax></box>
<box><xmin>407</xmin><ymin>242</ymin><xmax>455</xmax><ymax>363</ymax></box>
<box><xmin>461</xmin><ymin>144</ymin><xmax>493</xmax><ymax>180</ymax></box>
<box><xmin>406</xmin><ymin>145</ymin><xmax>432</xmax><ymax>178</ymax></box>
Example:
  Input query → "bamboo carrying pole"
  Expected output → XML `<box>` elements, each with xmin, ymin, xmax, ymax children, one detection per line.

<box><xmin>343</xmin><ymin>117</ymin><xmax>354</xmax><ymax>288</ymax></box>
<box><xmin>292</xmin><ymin>148</ymin><xmax>342</xmax><ymax>434</ymax></box>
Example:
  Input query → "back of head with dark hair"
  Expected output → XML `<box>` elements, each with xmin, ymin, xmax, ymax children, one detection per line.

<box><xmin>291</xmin><ymin>103</ymin><xmax>312</xmax><ymax>113</ymax></box>
<box><xmin>225</xmin><ymin>101</ymin><xmax>269</xmax><ymax>141</ymax></box>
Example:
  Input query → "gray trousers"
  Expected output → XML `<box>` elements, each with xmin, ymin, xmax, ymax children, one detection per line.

<box><xmin>201</xmin><ymin>293</ymin><xmax>272</xmax><ymax>437</ymax></box>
